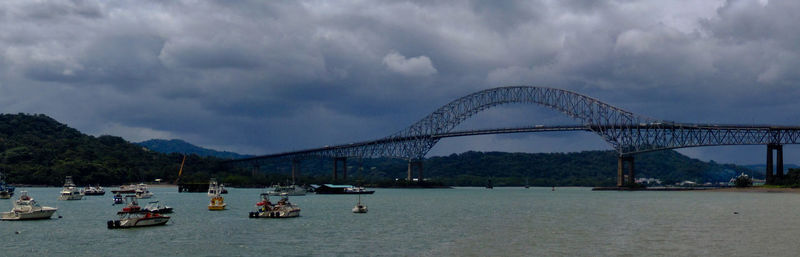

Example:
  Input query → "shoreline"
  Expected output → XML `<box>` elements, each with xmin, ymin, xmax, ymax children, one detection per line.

<box><xmin>704</xmin><ymin>187</ymin><xmax>800</xmax><ymax>193</ymax></box>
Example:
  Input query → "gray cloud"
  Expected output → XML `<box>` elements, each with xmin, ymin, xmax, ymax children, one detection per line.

<box><xmin>1</xmin><ymin>0</ymin><xmax>799</xmax><ymax>165</ymax></box>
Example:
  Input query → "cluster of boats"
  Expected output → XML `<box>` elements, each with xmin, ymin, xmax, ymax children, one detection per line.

<box><xmin>1</xmin><ymin>177</ymin><xmax>372</xmax><ymax>227</ymax></box>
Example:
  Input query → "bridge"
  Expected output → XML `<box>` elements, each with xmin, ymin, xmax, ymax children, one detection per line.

<box><xmin>229</xmin><ymin>86</ymin><xmax>800</xmax><ymax>186</ymax></box>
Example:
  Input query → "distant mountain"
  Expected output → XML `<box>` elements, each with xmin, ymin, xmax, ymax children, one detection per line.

<box><xmin>137</xmin><ymin>139</ymin><xmax>252</xmax><ymax>159</ymax></box>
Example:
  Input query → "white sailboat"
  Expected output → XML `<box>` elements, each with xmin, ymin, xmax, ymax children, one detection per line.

<box><xmin>352</xmin><ymin>194</ymin><xmax>367</xmax><ymax>213</ymax></box>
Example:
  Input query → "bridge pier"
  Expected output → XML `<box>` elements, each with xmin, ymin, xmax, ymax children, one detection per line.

<box><xmin>407</xmin><ymin>160</ymin><xmax>423</xmax><ymax>182</ymax></box>
<box><xmin>617</xmin><ymin>155</ymin><xmax>635</xmax><ymax>187</ymax></box>
<box><xmin>333</xmin><ymin>157</ymin><xmax>347</xmax><ymax>181</ymax></box>
<box><xmin>291</xmin><ymin>159</ymin><xmax>300</xmax><ymax>184</ymax></box>
<box><xmin>766</xmin><ymin>143</ymin><xmax>784</xmax><ymax>185</ymax></box>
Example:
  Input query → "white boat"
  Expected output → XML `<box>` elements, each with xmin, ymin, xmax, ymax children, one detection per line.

<box><xmin>142</xmin><ymin>200</ymin><xmax>173</xmax><ymax>214</ymax></box>
<box><xmin>134</xmin><ymin>183</ymin><xmax>153</xmax><ymax>199</ymax></box>
<box><xmin>267</xmin><ymin>184</ymin><xmax>306</xmax><ymax>196</ymax></box>
<box><xmin>83</xmin><ymin>186</ymin><xmax>105</xmax><ymax>196</ymax></box>
<box><xmin>352</xmin><ymin>195</ymin><xmax>368</xmax><ymax>214</ymax></box>
<box><xmin>1</xmin><ymin>191</ymin><xmax>58</xmax><ymax>220</ymax></box>
<box><xmin>207</xmin><ymin>178</ymin><xmax>228</xmax><ymax>196</ymax></box>
<box><xmin>248</xmin><ymin>193</ymin><xmax>300</xmax><ymax>218</ymax></box>
<box><xmin>107</xmin><ymin>196</ymin><xmax>169</xmax><ymax>229</ymax></box>
<box><xmin>58</xmin><ymin>176</ymin><xmax>83</xmax><ymax>200</ymax></box>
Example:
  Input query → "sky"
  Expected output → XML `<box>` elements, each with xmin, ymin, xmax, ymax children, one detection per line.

<box><xmin>1</xmin><ymin>0</ymin><xmax>800</xmax><ymax>165</ymax></box>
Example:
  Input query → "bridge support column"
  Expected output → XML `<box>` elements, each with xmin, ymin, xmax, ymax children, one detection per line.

<box><xmin>291</xmin><ymin>159</ymin><xmax>300</xmax><ymax>184</ymax></box>
<box><xmin>333</xmin><ymin>157</ymin><xmax>347</xmax><ymax>181</ymax></box>
<box><xmin>407</xmin><ymin>160</ymin><xmax>423</xmax><ymax>182</ymax></box>
<box><xmin>617</xmin><ymin>155</ymin><xmax>635</xmax><ymax>187</ymax></box>
<box><xmin>766</xmin><ymin>144</ymin><xmax>784</xmax><ymax>185</ymax></box>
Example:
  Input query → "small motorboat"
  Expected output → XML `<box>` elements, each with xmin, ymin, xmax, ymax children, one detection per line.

<box><xmin>111</xmin><ymin>184</ymin><xmax>137</xmax><ymax>194</ymax></box>
<box><xmin>83</xmin><ymin>186</ymin><xmax>105</xmax><ymax>196</ymax></box>
<box><xmin>248</xmin><ymin>193</ymin><xmax>300</xmax><ymax>218</ymax></box>
<box><xmin>142</xmin><ymin>201</ymin><xmax>173</xmax><ymax>214</ymax></box>
<box><xmin>208</xmin><ymin>194</ymin><xmax>226</xmax><ymax>211</ymax></box>
<box><xmin>58</xmin><ymin>176</ymin><xmax>83</xmax><ymax>200</ymax></box>
<box><xmin>207</xmin><ymin>178</ymin><xmax>228</xmax><ymax>196</ymax></box>
<box><xmin>0</xmin><ymin>173</ymin><xmax>14</xmax><ymax>199</ymax></box>
<box><xmin>112</xmin><ymin>193</ymin><xmax>125</xmax><ymax>205</ymax></box>
<box><xmin>352</xmin><ymin>195</ymin><xmax>367</xmax><ymax>214</ymax></box>
<box><xmin>1</xmin><ymin>191</ymin><xmax>58</xmax><ymax>220</ymax></box>
<box><xmin>107</xmin><ymin>196</ymin><xmax>169</xmax><ymax>229</ymax></box>
<box><xmin>134</xmin><ymin>183</ymin><xmax>153</xmax><ymax>199</ymax></box>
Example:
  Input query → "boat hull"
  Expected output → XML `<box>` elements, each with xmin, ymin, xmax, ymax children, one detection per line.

<box><xmin>249</xmin><ymin>209</ymin><xmax>300</xmax><ymax>218</ymax></box>
<box><xmin>0</xmin><ymin>208</ymin><xmax>57</xmax><ymax>220</ymax></box>
<box><xmin>208</xmin><ymin>204</ymin><xmax>227</xmax><ymax>211</ymax></box>
<box><xmin>108</xmin><ymin>216</ymin><xmax>170</xmax><ymax>229</ymax></box>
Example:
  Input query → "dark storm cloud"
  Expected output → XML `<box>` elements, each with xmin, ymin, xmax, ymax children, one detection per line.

<box><xmin>1</xmin><ymin>0</ymin><xmax>798</xmax><ymax>164</ymax></box>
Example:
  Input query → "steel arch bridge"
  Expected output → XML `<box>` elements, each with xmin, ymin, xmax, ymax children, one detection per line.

<box><xmin>230</xmin><ymin>86</ymin><xmax>800</xmax><ymax>185</ymax></box>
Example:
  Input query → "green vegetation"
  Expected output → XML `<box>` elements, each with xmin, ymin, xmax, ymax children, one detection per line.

<box><xmin>137</xmin><ymin>139</ymin><xmax>252</xmax><ymax>159</ymax></box>
<box><xmin>0</xmin><ymin>113</ymin><xmax>756</xmax><ymax>187</ymax></box>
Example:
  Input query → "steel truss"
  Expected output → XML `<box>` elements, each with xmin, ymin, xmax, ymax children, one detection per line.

<box><xmin>231</xmin><ymin>86</ymin><xmax>800</xmax><ymax>166</ymax></box>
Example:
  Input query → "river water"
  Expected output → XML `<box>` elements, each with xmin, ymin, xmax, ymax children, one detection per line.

<box><xmin>1</xmin><ymin>187</ymin><xmax>799</xmax><ymax>256</ymax></box>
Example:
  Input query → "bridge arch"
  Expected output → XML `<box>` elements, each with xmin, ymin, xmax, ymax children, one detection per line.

<box><xmin>385</xmin><ymin>86</ymin><xmax>658</xmax><ymax>159</ymax></box>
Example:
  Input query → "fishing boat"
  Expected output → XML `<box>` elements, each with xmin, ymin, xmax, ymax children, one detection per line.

<box><xmin>142</xmin><ymin>200</ymin><xmax>173</xmax><ymax>214</ymax></box>
<box><xmin>248</xmin><ymin>193</ymin><xmax>300</xmax><ymax>218</ymax></box>
<box><xmin>208</xmin><ymin>191</ymin><xmax>227</xmax><ymax>211</ymax></box>
<box><xmin>58</xmin><ymin>176</ymin><xmax>83</xmax><ymax>200</ymax></box>
<box><xmin>1</xmin><ymin>191</ymin><xmax>58</xmax><ymax>220</ymax></box>
<box><xmin>207</xmin><ymin>178</ymin><xmax>228</xmax><ymax>196</ymax></box>
<box><xmin>83</xmin><ymin>186</ymin><xmax>105</xmax><ymax>196</ymax></box>
<box><xmin>112</xmin><ymin>193</ymin><xmax>125</xmax><ymax>205</ymax></box>
<box><xmin>134</xmin><ymin>183</ymin><xmax>153</xmax><ymax>199</ymax></box>
<box><xmin>352</xmin><ymin>195</ymin><xmax>367</xmax><ymax>214</ymax></box>
<box><xmin>267</xmin><ymin>184</ymin><xmax>306</xmax><ymax>196</ymax></box>
<box><xmin>107</xmin><ymin>196</ymin><xmax>169</xmax><ymax>229</ymax></box>
<box><xmin>0</xmin><ymin>172</ymin><xmax>14</xmax><ymax>199</ymax></box>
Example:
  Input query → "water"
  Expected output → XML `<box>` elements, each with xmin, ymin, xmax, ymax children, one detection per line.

<box><xmin>1</xmin><ymin>187</ymin><xmax>799</xmax><ymax>256</ymax></box>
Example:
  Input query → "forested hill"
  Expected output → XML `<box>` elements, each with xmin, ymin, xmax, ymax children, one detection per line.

<box><xmin>138</xmin><ymin>139</ymin><xmax>252</xmax><ymax>159</ymax></box>
<box><xmin>0</xmin><ymin>113</ymin><xmax>226</xmax><ymax>186</ymax></box>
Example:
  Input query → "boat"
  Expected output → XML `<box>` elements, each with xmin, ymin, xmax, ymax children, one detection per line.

<box><xmin>352</xmin><ymin>195</ymin><xmax>367</xmax><ymax>214</ymax></box>
<box><xmin>107</xmin><ymin>196</ymin><xmax>170</xmax><ymax>229</ymax></box>
<box><xmin>134</xmin><ymin>183</ymin><xmax>153</xmax><ymax>199</ymax></box>
<box><xmin>111</xmin><ymin>184</ymin><xmax>138</xmax><ymax>194</ymax></box>
<box><xmin>112</xmin><ymin>193</ymin><xmax>125</xmax><ymax>205</ymax></box>
<box><xmin>314</xmin><ymin>184</ymin><xmax>375</xmax><ymax>194</ymax></box>
<box><xmin>208</xmin><ymin>189</ymin><xmax>227</xmax><ymax>211</ymax></box>
<box><xmin>142</xmin><ymin>200</ymin><xmax>173</xmax><ymax>214</ymax></box>
<box><xmin>267</xmin><ymin>184</ymin><xmax>306</xmax><ymax>196</ymax></box>
<box><xmin>248</xmin><ymin>193</ymin><xmax>300</xmax><ymax>218</ymax></box>
<box><xmin>207</xmin><ymin>178</ymin><xmax>228</xmax><ymax>196</ymax></box>
<box><xmin>486</xmin><ymin>179</ymin><xmax>493</xmax><ymax>189</ymax></box>
<box><xmin>1</xmin><ymin>191</ymin><xmax>58</xmax><ymax>220</ymax></box>
<box><xmin>83</xmin><ymin>185</ymin><xmax>105</xmax><ymax>196</ymax></box>
<box><xmin>0</xmin><ymin>172</ymin><xmax>14</xmax><ymax>199</ymax></box>
<box><xmin>58</xmin><ymin>176</ymin><xmax>83</xmax><ymax>200</ymax></box>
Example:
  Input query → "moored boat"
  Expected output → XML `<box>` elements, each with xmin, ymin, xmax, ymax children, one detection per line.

<box><xmin>0</xmin><ymin>172</ymin><xmax>14</xmax><ymax>199</ymax></box>
<box><xmin>142</xmin><ymin>200</ymin><xmax>173</xmax><ymax>214</ymax></box>
<box><xmin>111</xmin><ymin>184</ymin><xmax>137</xmax><ymax>194</ymax></box>
<box><xmin>208</xmin><ymin>195</ymin><xmax>227</xmax><ymax>211</ymax></box>
<box><xmin>207</xmin><ymin>178</ymin><xmax>227</xmax><ymax>196</ymax></box>
<box><xmin>134</xmin><ymin>183</ymin><xmax>153</xmax><ymax>199</ymax></box>
<box><xmin>112</xmin><ymin>193</ymin><xmax>125</xmax><ymax>205</ymax></box>
<box><xmin>1</xmin><ymin>191</ymin><xmax>58</xmax><ymax>220</ymax></box>
<box><xmin>107</xmin><ymin>196</ymin><xmax>169</xmax><ymax>229</ymax></box>
<box><xmin>248</xmin><ymin>193</ymin><xmax>300</xmax><ymax>218</ymax></box>
<box><xmin>83</xmin><ymin>186</ymin><xmax>105</xmax><ymax>196</ymax></box>
<box><xmin>268</xmin><ymin>184</ymin><xmax>306</xmax><ymax>196</ymax></box>
<box><xmin>58</xmin><ymin>176</ymin><xmax>83</xmax><ymax>200</ymax></box>
<box><xmin>352</xmin><ymin>194</ymin><xmax>367</xmax><ymax>214</ymax></box>
<box><xmin>315</xmin><ymin>184</ymin><xmax>375</xmax><ymax>194</ymax></box>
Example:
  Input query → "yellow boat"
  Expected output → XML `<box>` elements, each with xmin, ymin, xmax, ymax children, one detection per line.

<box><xmin>208</xmin><ymin>195</ymin><xmax>227</xmax><ymax>211</ymax></box>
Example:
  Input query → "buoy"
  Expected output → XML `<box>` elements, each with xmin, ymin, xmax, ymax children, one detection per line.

<box><xmin>15</xmin><ymin>231</ymin><xmax>20</xmax><ymax>234</ymax></box>
<box><xmin>734</xmin><ymin>212</ymin><xmax>739</xmax><ymax>214</ymax></box>
<box><xmin>58</xmin><ymin>215</ymin><xmax>62</xmax><ymax>218</ymax></box>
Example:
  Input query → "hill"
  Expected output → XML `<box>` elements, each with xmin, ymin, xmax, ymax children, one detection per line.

<box><xmin>0</xmin><ymin>113</ymin><xmax>231</xmax><ymax>186</ymax></box>
<box><xmin>137</xmin><ymin>139</ymin><xmax>252</xmax><ymax>159</ymax></box>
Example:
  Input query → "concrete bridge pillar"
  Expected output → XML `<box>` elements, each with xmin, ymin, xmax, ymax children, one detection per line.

<box><xmin>333</xmin><ymin>157</ymin><xmax>347</xmax><ymax>181</ymax></box>
<box><xmin>766</xmin><ymin>144</ymin><xmax>784</xmax><ymax>185</ymax></box>
<box><xmin>291</xmin><ymin>159</ymin><xmax>300</xmax><ymax>184</ymax></box>
<box><xmin>407</xmin><ymin>160</ymin><xmax>424</xmax><ymax>182</ymax></box>
<box><xmin>617</xmin><ymin>155</ymin><xmax>635</xmax><ymax>187</ymax></box>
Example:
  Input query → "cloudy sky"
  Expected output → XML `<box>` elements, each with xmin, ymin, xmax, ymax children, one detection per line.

<box><xmin>2</xmin><ymin>0</ymin><xmax>799</xmax><ymax>165</ymax></box>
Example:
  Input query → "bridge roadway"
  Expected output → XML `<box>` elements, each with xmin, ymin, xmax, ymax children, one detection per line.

<box><xmin>227</xmin><ymin>86</ymin><xmax>800</xmax><ymax>186</ymax></box>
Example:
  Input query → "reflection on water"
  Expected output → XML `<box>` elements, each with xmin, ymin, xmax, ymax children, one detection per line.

<box><xmin>1</xmin><ymin>187</ymin><xmax>799</xmax><ymax>256</ymax></box>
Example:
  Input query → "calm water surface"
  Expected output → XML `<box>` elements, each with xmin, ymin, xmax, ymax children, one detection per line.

<box><xmin>2</xmin><ymin>187</ymin><xmax>799</xmax><ymax>256</ymax></box>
